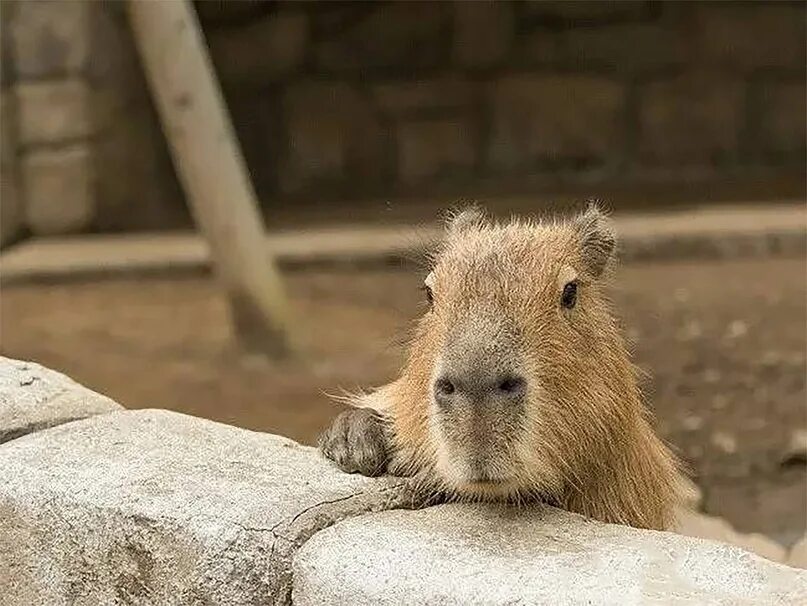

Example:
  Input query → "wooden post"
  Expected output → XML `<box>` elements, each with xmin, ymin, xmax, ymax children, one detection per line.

<box><xmin>128</xmin><ymin>0</ymin><xmax>293</xmax><ymax>357</ymax></box>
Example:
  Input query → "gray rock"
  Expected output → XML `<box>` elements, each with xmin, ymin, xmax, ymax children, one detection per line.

<box><xmin>293</xmin><ymin>504</ymin><xmax>807</xmax><ymax>605</ymax></box>
<box><xmin>0</xmin><ymin>409</ymin><xmax>412</xmax><ymax>605</ymax></box>
<box><xmin>0</xmin><ymin>356</ymin><xmax>122</xmax><ymax>443</ymax></box>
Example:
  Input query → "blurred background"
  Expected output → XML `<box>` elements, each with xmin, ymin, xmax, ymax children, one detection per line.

<box><xmin>0</xmin><ymin>0</ymin><xmax>805</xmax><ymax>552</ymax></box>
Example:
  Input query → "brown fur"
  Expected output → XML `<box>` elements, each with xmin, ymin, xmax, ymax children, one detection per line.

<box><xmin>320</xmin><ymin>204</ymin><xmax>683</xmax><ymax>531</ymax></box>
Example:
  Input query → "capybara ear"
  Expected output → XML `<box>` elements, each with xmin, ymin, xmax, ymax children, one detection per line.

<box><xmin>573</xmin><ymin>200</ymin><xmax>616</xmax><ymax>277</ymax></box>
<box><xmin>445</xmin><ymin>202</ymin><xmax>487</xmax><ymax>235</ymax></box>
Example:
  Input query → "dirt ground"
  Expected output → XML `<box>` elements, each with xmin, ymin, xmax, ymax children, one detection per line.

<box><xmin>1</xmin><ymin>257</ymin><xmax>805</xmax><ymax>545</ymax></box>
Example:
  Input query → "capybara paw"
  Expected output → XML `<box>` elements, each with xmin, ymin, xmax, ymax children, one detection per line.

<box><xmin>318</xmin><ymin>408</ymin><xmax>390</xmax><ymax>477</ymax></box>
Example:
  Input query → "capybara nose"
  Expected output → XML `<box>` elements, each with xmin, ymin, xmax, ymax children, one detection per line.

<box><xmin>433</xmin><ymin>373</ymin><xmax>526</xmax><ymax>408</ymax></box>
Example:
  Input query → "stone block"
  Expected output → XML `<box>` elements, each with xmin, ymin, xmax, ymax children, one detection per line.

<box><xmin>397</xmin><ymin>117</ymin><xmax>477</xmax><ymax>185</ymax></box>
<box><xmin>756</xmin><ymin>80</ymin><xmax>806</xmax><ymax>157</ymax></box>
<box><xmin>293</xmin><ymin>504</ymin><xmax>807</xmax><ymax>605</ymax></box>
<box><xmin>694</xmin><ymin>4</ymin><xmax>806</xmax><ymax>72</ymax></box>
<box><xmin>372</xmin><ymin>77</ymin><xmax>477</xmax><ymax>118</ymax></box>
<box><xmin>15</xmin><ymin>79</ymin><xmax>91</xmax><ymax>146</ymax></box>
<box><xmin>207</xmin><ymin>12</ymin><xmax>308</xmax><ymax>86</ymax></box>
<box><xmin>22</xmin><ymin>145</ymin><xmax>94</xmax><ymax>235</ymax></box>
<box><xmin>314</xmin><ymin>2</ymin><xmax>449</xmax><ymax>72</ymax></box>
<box><xmin>487</xmin><ymin>74</ymin><xmax>624</xmax><ymax>171</ymax></box>
<box><xmin>281</xmin><ymin>82</ymin><xmax>388</xmax><ymax>194</ymax></box>
<box><xmin>453</xmin><ymin>2</ymin><xmax>513</xmax><ymax>69</ymax></box>
<box><xmin>10</xmin><ymin>0</ymin><xmax>89</xmax><ymax>78</ymax></box>
<box><xmin>0</xmin><ymin>356</ymin><xmax>122</xmax><ymax>443</ymax></box>
<box><xmin>0</xmin><ymin>409</ymin><xmax>411</xmax><ymax>605</ymax></box>
<box><xmin>638</xmin><ymin>75</ymin><xmax>743</xmax><ymax>165</ymax></box>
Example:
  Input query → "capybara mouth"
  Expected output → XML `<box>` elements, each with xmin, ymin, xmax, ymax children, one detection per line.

<box><xmin>453</xmin><ymin>477</ymin><xmax>520</xmax><ymax>499</ymax></box>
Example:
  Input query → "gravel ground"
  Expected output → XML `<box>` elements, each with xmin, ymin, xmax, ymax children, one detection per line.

<box><xmin>1</xmin><ymin>257</ymin><xmax>804</xmax><ymax>544</ymax></box>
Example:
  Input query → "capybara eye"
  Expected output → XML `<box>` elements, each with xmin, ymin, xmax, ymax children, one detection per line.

<box><xmin>561</xmin><ymin>281</ymin><xmax>578</xmax><ymax>309</ymax></box>
<box><xmin>421</xmin><ymin>285</ymin><xmax>434</xmax><ymax>306</ymax></box>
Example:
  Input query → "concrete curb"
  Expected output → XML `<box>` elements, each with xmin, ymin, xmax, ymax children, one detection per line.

<box><xmin>1</xmin><ymin>204</ymin><xmax>804</xmax><ymax>284</ymax></box>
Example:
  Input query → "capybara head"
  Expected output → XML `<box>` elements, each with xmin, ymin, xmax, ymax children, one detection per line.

<box><xmin>396</xmin><ymin>204</ymin><xmax>651</xmax><ymax>504</ymax></box>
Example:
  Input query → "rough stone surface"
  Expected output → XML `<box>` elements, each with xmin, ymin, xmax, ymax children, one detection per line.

<box><xmin>453</xmin><ymin>2</ymin><xmax>512</xmax><ymax>69</ymax></box>
<box><xmin>487</xmin><ymin>74</ymin><xmax>624</xmax><ymax>170</ymax></box>
<box><xmin>397</xmin><ymin>117</ymin><xmax>477</xmax><ymax>185</ymax></box>
<box><xmin>294</xmin><ymin>504</ymin><xmax>807</xmax><ymax>605</ymax></box>
<box><xmin>15</xmin><ymin>79</ymin><xmax>91</xmax><ymax>145</ymax></box>
<box><xmin>10</xmin><ymin>0</ymin><xmax>89</xmax><ymax>78</ymax></box>
<box><xmin>639</xmin><ymin>75</ymin><xmax>743</xmax><ymax>164</ymax></box>
<box><xmin>0</xmin><ymin>409</ymin><xmax>412</xmax><ymax>605</ymax></box>
<box><xmin>22</xmin><ymin>145</ymin><xmax>94</xmax><ymax>235</ymax></box>
<box><xmin>0</xmin><ymin>356</ymin><xmax>121</xmax><ymax>443</ymax></box>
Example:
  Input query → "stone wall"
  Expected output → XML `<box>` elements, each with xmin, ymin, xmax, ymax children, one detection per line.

<box><xmin>1</xmin><ymin>356</ymin><xmax>806</xmax><ymax>604</ymax></box>
<box><xmin>1</xmin><ymin>0</ymin><xmax>184</xmax><ymax>243</ymax></box>
<box><xmin>1</xmin><ymin>1</ymin><xmax>805</xmax><ymax>239</ymax></box>
<box><xmin>2</xmin><ymin>1</ymin><xmax>96</xmax><ymax>242</ymax></box>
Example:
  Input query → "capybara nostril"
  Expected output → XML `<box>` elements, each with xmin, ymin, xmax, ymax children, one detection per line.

<box><xmin>434</xmin><ymin>377</ymin><xmax>456</xmax><ymax>400</ymax></box>
<box><xmin>497</xmin><ymin>376</ymin><xmax>526</xmax><ymax>396</ymax></box>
